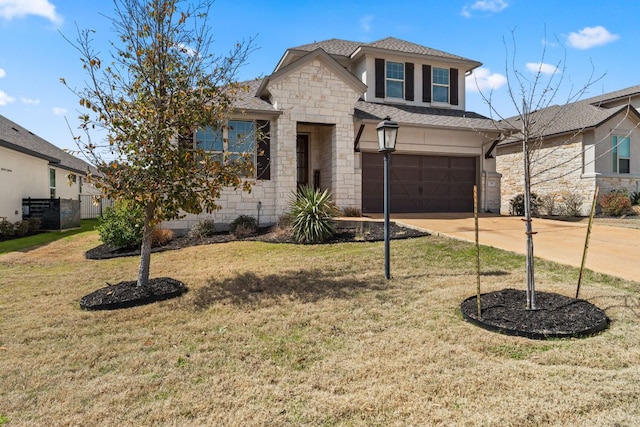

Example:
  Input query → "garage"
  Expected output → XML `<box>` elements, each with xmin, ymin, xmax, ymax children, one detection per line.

<box><xmin>361</xmin><ymin>153</ymin><xmax>477</xmax><ymax>213</ymax></box>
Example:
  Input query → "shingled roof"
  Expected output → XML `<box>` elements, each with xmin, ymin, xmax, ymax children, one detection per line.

<box><xmin>500</xmin><ymin>100</ymin><xmax>640</xmax><ymax>144</ymax></box>
<box><xmin>0</xmin><ymin>114</ymin><xmax>91</xmax><ymax>174</ymax></box>
<box><xmin>232</xmin><ymin>78</ymin><xmax>279</xmax><ymax>113</ymax></box>
<box><xmin>290</xmin><ymin>37</ymin><xmax>478</xmax><ymax>64</ymax></box>
<box><xmin>354</xmin><ymin>101</ymin><xmax>498</xmax><ymax>132</ymax></box>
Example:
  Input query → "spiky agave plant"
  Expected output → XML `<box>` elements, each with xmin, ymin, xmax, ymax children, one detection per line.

<box><xmin>290</xmin><ymin>185</ymin><xmax>341</xmax><ymax>243</ymax></box>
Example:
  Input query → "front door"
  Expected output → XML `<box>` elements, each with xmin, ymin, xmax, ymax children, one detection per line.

<box><xmin>296</xmin><ymin>134</ymin><xmax>309</xmax><ymax>188</ymax></box>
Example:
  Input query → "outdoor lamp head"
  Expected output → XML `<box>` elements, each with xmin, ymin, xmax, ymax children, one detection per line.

<box><xmin>377</xmin><ymin>116</ymin><xmax>399</xmax><ymax>153</ymax></box>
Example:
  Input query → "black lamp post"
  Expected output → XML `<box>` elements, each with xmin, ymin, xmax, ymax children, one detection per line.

<box><xmin>376</xmin><ymin>116</ymin><xmax>399</xmax><ymax>280</ymax></box>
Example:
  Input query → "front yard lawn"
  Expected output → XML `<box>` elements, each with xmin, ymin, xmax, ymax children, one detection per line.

<box><xmin>1</xmin><ymin>229</ymin><xmax>639</xmax><ymax>425</ymax></box>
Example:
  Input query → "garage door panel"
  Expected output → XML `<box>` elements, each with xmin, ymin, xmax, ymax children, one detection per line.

<box><xmin>362</xmin><ymin>153</ymin><xmax>477</xmax><ymax>213</ymax></box>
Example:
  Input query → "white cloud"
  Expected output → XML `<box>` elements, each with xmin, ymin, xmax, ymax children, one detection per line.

<box><xmin>21</xmin><ymin>97</ymin><xmax>40</xmax><ymax>105</ymax></box>
<box><xmin>0</xmin><ymin>89</ymin><xmax>15</xmax><ymax>106</ymax></box>
<box><xmin>0</xmin><ymin>0</ymin><xmax>63</xmax><ymax>25</ymax></box>
<box><xmin>359</xmin><ymin>15</ymin><xmax>373</xmax><ymax>32</ymax></box>
<box><xmin>526</xmin><ymin>62</ymin><xmax>558</xmax><ymax>75</ymax></box>
<box><xmin>466</xmin><ymin>67</ymin><xmax>507</xmax><ymax>92</ymax></box>
<box><xmin>0</xmin><ymin>68</ymin><xmax>5</xmax><ymax>78</ymax></box>
<box><xmin>462</xmin><ymin>0</ymin><xmax>508</xmax><ymax>17</ymax></box>
<box><xmin>567</xmin><ymin>26</ymin><xmax>618</xmax><ymax>50</ymax></box>
<box><xmin>52</xmin><ymin>107</ymin><xmax>67</xmax><ymax>115</ymax></box>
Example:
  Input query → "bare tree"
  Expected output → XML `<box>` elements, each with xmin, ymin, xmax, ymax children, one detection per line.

<box><xmin>62</xmin><ymin>0</ymin><xmax>255</xmax><ymax>287</ymax></box>
<box><xmin>474</xmin><ymin>29</ymin><xmax>603</xmax><ymax>309</ymax></box>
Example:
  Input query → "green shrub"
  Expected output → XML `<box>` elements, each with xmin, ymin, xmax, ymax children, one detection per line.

<box><xmin>600</xmin><ymin>191</ymin><xmax>632</xmax><ymax>216</ymax></box>
<box><xmin>0</xmin><ymin>219</ymin><xmax>15</xmax><ymax>240</ymax></box>
<box><xmin>97</xmin><ymin>202</ymin><xmax>145</xmax><ymax>248</ymax></box>
<box><xmin>630</xmin><ymin>191</ymin><xmax>640</xmax><ymax>206</ymax></box>
<box><xmin>558</xmin><ymin>191</ymin><xmax>584</xmax><ymax>217</ymax></box>
<box><xmin>290</xmin><ymin>185</ymin><xmax>341</xmax><ymax>243</ymax></box>
<box><xmin>509</xmin><ymin>193</ymin><xmax>540</xmax><ymax>216</ymax></box>
<box><xmin>14</xmin><ymin>220</ymin><xmax>30</xmax><ymax>237</ymax></box>
<box><xmin>27</xmin><ymin>217</ymin><xmax>41</xmax><ymax>234</ymax></box>
<box><xmin>188</xmin><ymin>219</ymin><xmax>216</xmax><ymax>239</ymax></box>
<box><xmin>230</xmin><ymin>215</ymin><xmax>258</xmax><ymax>237</ymax></box>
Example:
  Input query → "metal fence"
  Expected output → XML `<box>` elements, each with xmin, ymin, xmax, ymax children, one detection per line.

<box><xmin>80</xmin><ymin>195</ymin><xmax>114</xmax><ymax>219</ymax></box>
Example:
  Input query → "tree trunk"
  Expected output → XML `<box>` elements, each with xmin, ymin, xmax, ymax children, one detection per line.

<box><xmin>137</xmin><ymin>202</ymin><xmax>155</xmax><ymax>288</ymax></box>
<box><xmin>523</xmin><ymin>141</ymin><xmax>537</xmax><ymax>310</ymax></box>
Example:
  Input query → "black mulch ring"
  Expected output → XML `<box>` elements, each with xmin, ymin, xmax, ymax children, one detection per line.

<box><xmin>80</xmin><ymin>277</ymin><xmax>187</xmax><ymax>311</ymax></box>
<box><xmin>85</xmin><ymin>222</ymin><xmax>428</xmax><ymax>260</ymax></box>
<box><xmin>460</xmin><ymin>288</ymin><xmax>610</xmax><ymax>340</ymax></box>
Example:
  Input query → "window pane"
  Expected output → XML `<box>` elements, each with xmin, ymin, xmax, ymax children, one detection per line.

<box><xmin>228</xmin><ymin>120</ymin><xmax>255</xmax><ymax>153</ymax></box>
<box><xmin>49</xmin><ymin>168</ymin><xmax>56</xmax><ymax>188</ymax></box>
<box><xmin>433</xmin><ymin>86</ymin><xmax>449</xmax><ymax>103</ymax></box>
<box><xmin>620</xmin><ymin>158</ymin><xmax>630</xmax><ymax>173</ymax></box>
<box><xmin>386</xmin><ymin>80</ymin><xmax>403</xmax><ymax>98</ymax></box>
<box><xmin>196</xmin><ymin>127</ymin><xmax>223</xmax><ymax>151</ymax></box>
<box><xmin>433</xmin><ymin>68</ymin><xmax>449</xmax><ymax>85</ymax></box>
<box><xmin>386</xmin><ymin>62</ymin><xmax>404</xmax><ymax>80</ymax></box>
<box><xmin>619</xmin><ymin>137</ymin><xmax>630</xmax><ymax>157</ymax></box>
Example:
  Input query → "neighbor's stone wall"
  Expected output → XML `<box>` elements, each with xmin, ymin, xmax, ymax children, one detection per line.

<box><xmin>497</xmin><ymin>137</ymin><xmax>596</xmax><ymax>216</ymax></box>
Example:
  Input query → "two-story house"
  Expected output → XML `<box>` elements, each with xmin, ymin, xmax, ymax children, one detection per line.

<box><xmin>165</xmin><ymin>37</ymin><xmax>503</xmax><ymax>231</ymax></box>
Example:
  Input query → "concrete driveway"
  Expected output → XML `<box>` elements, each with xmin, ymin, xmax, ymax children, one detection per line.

<box><xmin>382</xmin><ymin>213</ymin><xmax>640</xmax><ymax>283</ymax></box>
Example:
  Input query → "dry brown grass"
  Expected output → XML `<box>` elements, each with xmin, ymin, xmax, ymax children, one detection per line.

<box><xmin>1</xmin><ymin>230</ymin><xmax>640</xmax><ymax>426</ymax></box>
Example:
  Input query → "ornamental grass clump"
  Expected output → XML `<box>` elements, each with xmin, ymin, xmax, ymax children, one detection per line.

<box><xmin>290</xmin><ymin>186</ymin><xmax>341</xmax><ymax>243</ymax></box>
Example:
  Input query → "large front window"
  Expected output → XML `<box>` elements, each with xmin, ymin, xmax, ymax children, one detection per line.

<box><xmin>612</xmin><ymin>135</ymin><xmax>630</xmax><ymax>173</ymax></box>
<box><xmin>432</xmin><ymin>67</ymin><xmax>449</xmax><ymax>103</ymax></box>
<box><xmin>386</xmin><ymin>61</ymin><xmax>404</xmax><ymax>99</ymax></box>
<box><xmin>196</xmin><ymin>120</ymin><xmax>255</xmax><ymax>167</ymax></box>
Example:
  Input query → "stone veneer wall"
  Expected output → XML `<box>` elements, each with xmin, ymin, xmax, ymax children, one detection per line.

<box><xmin>497</xmin><ymin>137</ymin><xmax>596</xmax><ymax>216</ymax></box>
<box><xmin>164</xmin><ymin>58</ymin><xmax>362</xmax><ymax>232</ymax></box>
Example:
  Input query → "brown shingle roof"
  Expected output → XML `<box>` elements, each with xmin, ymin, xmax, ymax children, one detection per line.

<box><xmin>0</xmin><ymin>114</ymin><xmax>91</xmax><ymax>174</ymax></box>
<box><xmin>354</xmin><ymin>101</ymin><xmax>498</xmax><ymax>132</ymax></box>
<box><xmin>232</xmin><ymin>78</ymin><xmax>278</xmax><ymax>113</ymax></box>
<box><xmin>290</xmin><ymin>37</ymin><xmax>479</xmax><ymax>64</ymax></box>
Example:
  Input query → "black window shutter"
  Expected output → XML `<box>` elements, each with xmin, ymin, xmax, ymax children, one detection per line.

<box><xmin>178</xmin><ymin>130</ymin><xmax>194</xmax><ymax>149</ymax></box>
<box><xmin>256</xmin><ymin>120</ymin><xmax>270</xmax><ymax>180</ymax></box>
<box><xmin>450</xmin><ymin>68</ymin><xmax>459</xmax><ymax>105</ymax></box>
<box><xmin>375</xmin><ymin>58</ymin><xmax>385</xmax><ymax>98</ymax></box>
<box><xmin>405</xmin><ymin>62</ymin><xmax>414</xmax><ymax>101</ymax></box>
<box><xmin>422</xmin><ymin>64</ymin><xmax>432</xmax><ymax>103</ymax></box>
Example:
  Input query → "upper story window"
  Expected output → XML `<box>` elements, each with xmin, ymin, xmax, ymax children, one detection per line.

<box><xmin>432</xmin><ymin>67</ymin><xmax>449</xmax><ymax>103</ymax></box>
<box><xmin>386</xmin><ymin>61</ymin><xmax>404</xmax><ymax>99</ymax></box>
<box><xmin>612</xmin><ymin>135</ymin><xmax>630</xmax><ymax>173</ymax></box>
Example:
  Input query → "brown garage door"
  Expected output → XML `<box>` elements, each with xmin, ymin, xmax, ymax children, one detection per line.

<box><xmin>362</xmin><ymin>153</ymin><xmax>477</xmax><ymax>213</ymax></box>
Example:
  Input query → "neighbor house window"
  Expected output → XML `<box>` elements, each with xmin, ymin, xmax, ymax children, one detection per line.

<box><xmin>432</xmin><ymin>67</ymin><xmax>449</xmax><ymax>103</ymax></box>
<box><xmin>49</xmin><ymin>168</ymin><xmax>56</xmax><ymax>198</ymax></box>
<box><xmin>612</xmin><ymin>135</ymin><xmax>630</xmax><ymax>173</ymax></box>
<box><xmin>386</xmin><ymin>61</ymin><xmax>404</xmax><ymax>99</ymax></box>
<box><xmin>196</xmin><ymin>120</ymin><xmax>256</xmax><ymax>170</ymax></box>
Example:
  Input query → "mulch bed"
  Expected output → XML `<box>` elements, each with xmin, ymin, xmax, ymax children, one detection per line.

<box><xmin>80</xmin><ymin>277</ymin><xmax>187</xmax><ymax>311</ymax></box>
<box><xmin>85</xmin><ymin>222</ymin><xmax>428</xmax><ymax>260</ymax></box>
<box><xmin>460</xmin><ymin>288</ymin><xmax>610</xmax><ymax>340</ymax></box>
<box><xmin>81</xmin><ymin>222</ymin><xmax>427</xmax><ymax>310</ymax></box>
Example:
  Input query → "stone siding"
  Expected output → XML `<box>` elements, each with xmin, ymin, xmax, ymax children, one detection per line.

<box><xmin>497</xmin><ymin>137</ymin><xmax>596</xmax><ymax>216</ymax></box>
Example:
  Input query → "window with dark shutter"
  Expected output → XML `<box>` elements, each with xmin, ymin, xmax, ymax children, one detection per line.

<box><xmin>422</xmin><ymin>64</ymin><xmax>431</xmax><ymax>103</ymax></box>
<box><xmin>256</xmin><ymin>120</ymin><xmax>270</xmax><ymax>180</ymax></box>
<box><xmin>405</xmin><ymin>62</ymin><xmax>414</xmax><ymax>101</ymax></box>
<box><xmin>450</xmin><ymin>68</ymin><xmax>459</xmax><ymax>106</ymax></box>
<box><xmin>375</xmin><ymin>58</ymin><xmax>385</xmax><ymax>98</ymax></box>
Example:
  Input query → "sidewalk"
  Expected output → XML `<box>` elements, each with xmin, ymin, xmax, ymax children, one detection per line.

<box><xmin>380</xmin><ymin>213</ymin><xmax>640</xmax><ymax>283</ymax></box>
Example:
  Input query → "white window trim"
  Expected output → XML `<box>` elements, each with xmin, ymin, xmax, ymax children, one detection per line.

<box><xmin>612</xmin><ymin>135</ymin><xmax>631</xmax><ymax>174</ymax></box>
<box><xmin>385</xmin><ymin>61</ymin><xmax>404</xmax><ymax>99</ymax></box>
<box><xmin>432</xmin><ymin>67</ymin><xmax>450</xmax><ymax>104</ymax></box>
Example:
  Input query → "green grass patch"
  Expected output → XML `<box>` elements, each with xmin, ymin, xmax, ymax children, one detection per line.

<box><xmin>0</xmin><ymin>219</ymin><xmax>99</xmax><ymax>254</ymax></box>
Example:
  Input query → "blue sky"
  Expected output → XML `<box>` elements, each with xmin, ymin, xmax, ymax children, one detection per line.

<box><xmin>0</xmin><ymin>0</ymin><xmax>636</xmax><ymax>152</ymax></box>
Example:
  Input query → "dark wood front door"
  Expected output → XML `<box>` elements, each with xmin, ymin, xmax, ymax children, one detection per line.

<box><xmin>362</xmin><ymin>153</ymin><xmax>477</xmax><ymax>213</ymax></box>
<box><xmin>296</xmin><ymin>135</ymin><xmax>309</xmax><ymax>187</ymax></box>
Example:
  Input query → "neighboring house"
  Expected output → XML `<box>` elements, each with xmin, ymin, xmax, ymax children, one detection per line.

<box><xmin>0</xmin><ymin>114</ymin><xmax>98</xmax><ymax>224</ymax></box>
<box><xmin>166</xmin><ymin>37</ymin><xmax>503</xmax><ymax>231</ymax></box>
<box><xmin>496</xmin><ymin>85</ymin><xmax>640</xmax><ymax>215</ymax></box>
